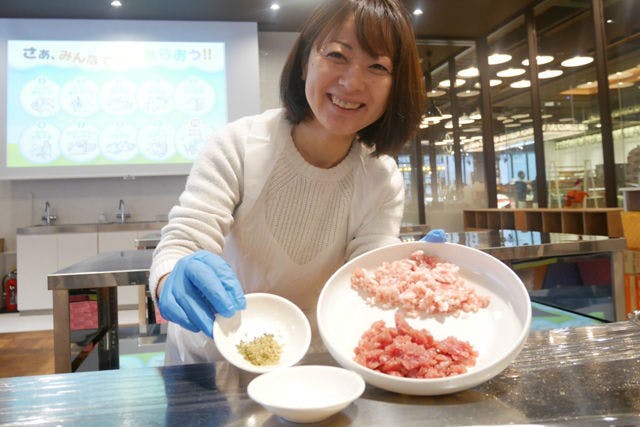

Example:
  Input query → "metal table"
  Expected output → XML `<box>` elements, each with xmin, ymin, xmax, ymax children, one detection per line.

<box><xmin>47</xmin><ymin>249</ymin><xmax>153</xmax><ymax>373</ymax></box>
<box><xmin>1</xmin><ymin>318</ymin><xmax>639</xmax><ymax>426</ymax></box>
<box><xmin>47</xmin><ymin>230</ymin><xmax>626</xmax><ymax>374</ymax></box>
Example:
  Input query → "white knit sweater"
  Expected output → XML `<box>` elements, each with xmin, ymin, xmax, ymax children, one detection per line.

<box><xmin>149</xmin><ymin>108</ymin><xmax>404</xmax><ymax>311</ymax></box>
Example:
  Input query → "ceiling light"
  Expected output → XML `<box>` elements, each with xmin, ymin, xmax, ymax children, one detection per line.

<box><xmin>510</xmin><ymin>79</ymin><xmax>531</xmax><ymax>88</ymax></box>
<box><xmin>438</xmin><ymin>78</ymin><xmax>466</xmax><ymax>88</ymax></box>
<box><xmin>522</xmin><ymin>55</ymin><xmax>554</xmax><ymax>66</ymax></box>
<box><xmin>458</xmin><ymin>67</ymin><xmax>479</xmax><ymax>78</ymax></box>
<box><xmin>457</xmin><ymin>89</ymin><xmax>480</xmax><ymax>98</ymax></box>
<box><xmin>511</xmin><ymin>113</ymin><xmax>529</xmax><ymax>119</ymax></box>
<box><xmin>610</xmin><ymin>81</ymin><xmax>633</xmax><ymax>89</ymax></box>
<box><xmin>270</xmin><ymin>3</ymin><xmax>280</xmax><ymax>10</ymax></box>
<box><xmin>608</xmin><ymin>70</ymin><xmax>633</xmax><ymax>80</ymax></box>
<box><xmin>488</xmin><ymin>53</ymin><xmax>512</xmax><ymax>65</ymax></box>
<box><xmin>413</xmin><ymin>8</ymin><xmax>423</xmax><ymax>16</ymax></box>
<box><xmin>538</xmin><ymin>69</ymin><xmax>563</xmax><ymax>79</ymax></box>
<box><xmin>474</xmin><ymin>79</ymin><xmax>502</xmax><ymax>88</ymax></box>
<box><xmin>426</xmin><ymin>89</ymin><xmax>446</xmax><ymax>98</ymax></box>
<box><xmin>496</xmin><ymin>67</ymin><xmax>525</xmax><ymax>78</ymax></box>
<box><xmin>606</xmin><ymin>19</ymin><xmax>614</xmax><ymax>24</ymax></box>
<box><xmin>469</xmin><ymin>110</ymin><xmax>482</xmax><ymax>120</ymax></box>
<box><xmin>504</xmin><ymin>123</ymin><xmax>521</xmax><ymax>128</ymax></box>
<box><xmin>459</xmin><ymin>115</ymin><xmax>475</xmax><ymax>125</ymax></box>
<box><xmin>110</xmin><ymin>0</ymin><xmax>122</xmax><ymax>7</ymax></box>
<box><xmin>423</xmin><ymin>101</ymin><xmax>443</xmax><ymax>124</ymax></box>
<box><xmin>541</xmin><ymin>114</ymin><xmax>553</xmax><ymax>119</ymax></box>
<box><xmin>440</xmin><ymin>113</ymin><xmax>452</xmax><ymax>120</ymax></box>
<box><xmin>577</xmin><ymin>80</ymin><xmax>598</xmax><ymax>89</ymax></box>
<box><xmin>561</xmin><ymin>55</ymin><xmax>594</xmax><ymax>67</ymax></box>
<box><xmin>520</xmin><ymin>118</ymin><xmax>533</xmax><ymax>123</ymax></box>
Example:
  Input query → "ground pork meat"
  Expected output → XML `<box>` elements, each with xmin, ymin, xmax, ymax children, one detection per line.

<box><xmin>351</xmin><ymin>250</ymin><xmax>490</xmax><ymax>316</ymax></box>
<box><xmin>353</xmin><ymin>312</ymin><xmax>478</xmax><ymax>378</ymax></box>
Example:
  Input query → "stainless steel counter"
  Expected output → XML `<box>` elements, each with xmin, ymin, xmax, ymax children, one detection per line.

<box><xmin>46</xmin><ymin>230</ymin><xmax>627</xmax><ymax>373</ymax></box>
<box><xmin>1</xmin><ymin>317</ymin><xmax>638</xmax><ymax>426</ymax></box>
<box><xmin>17</xmin><ymin>220</ymin><xmax>166</xmax><ymax>235</ymax></box>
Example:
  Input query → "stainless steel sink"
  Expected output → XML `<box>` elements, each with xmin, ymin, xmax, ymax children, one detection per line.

<box><xmin>17</xmin><ymin>221</ymin><xmax>167</xmax><ymax>235</ymax></box>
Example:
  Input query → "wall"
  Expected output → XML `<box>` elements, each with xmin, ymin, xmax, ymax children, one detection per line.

<box><xmin>0</xmin><ymin>31</ymin><xmax>298</xmax><ymax>253</ymax></box>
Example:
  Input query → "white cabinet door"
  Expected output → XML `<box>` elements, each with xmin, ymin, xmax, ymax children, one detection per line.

<box><xmin>17</xmin><ymin>233</ymin><xmax>97</xmax><ymax>312</ymax></box>
<box><xmin>98</xmin><ymin>231</ymin><xmax>140</xmax><ymax>306</ymax></box>
<box><xmin>57</xmin><ymin>233</ymin><xmax>98</xmax><ymax>270</ymax></box>
<box><xmin>17</xmin><ymin>234</ymin><xmax>58</xmax><ymax>311</ymax></box>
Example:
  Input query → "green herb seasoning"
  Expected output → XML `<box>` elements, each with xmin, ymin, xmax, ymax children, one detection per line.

<box><xmin>236</xmin><ymin>333</ymin><xmax>282</xmax><ymax>366</ymax></box>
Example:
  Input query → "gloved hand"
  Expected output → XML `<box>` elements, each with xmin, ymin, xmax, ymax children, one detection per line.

<box><xmin>158</xmin><ymin>250</ymin><xmax>246</xmax><ymax>337</ymax></box>
<box><xmin>420</xmin><ymin>228</ymin><xmax>447</xmax><ymax>243</ymax></box>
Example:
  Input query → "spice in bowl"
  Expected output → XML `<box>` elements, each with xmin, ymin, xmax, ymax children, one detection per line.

<box><xmin>236</xmin><ymin>333</ymin><xmax>282</xmax><ymax>366</ymax></box>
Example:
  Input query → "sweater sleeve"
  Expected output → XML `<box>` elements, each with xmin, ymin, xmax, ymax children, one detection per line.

<box><xmin>345</xmin><ymin>154</ymin><xmax>404</xmax><ymax>260</ymax></box>
<box><xmin>148</xmin><ymin>121</ymin><xmax>245</xmax><ymax>301</ymax></box>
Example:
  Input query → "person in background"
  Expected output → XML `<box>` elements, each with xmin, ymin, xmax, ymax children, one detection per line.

<box><xmin>565</xmin><ymin>178</ymin><xmax>589</xmax><ymax>207</ymax></box>
<box><xmin>514</xmin><ymin>170</ymin><xmax>528</xmax><ymax>208</ymax></box>
<box><xmin>149</xmin><ymin>0</ymin><xmax>427</xmax><ymax>364</ymax></box>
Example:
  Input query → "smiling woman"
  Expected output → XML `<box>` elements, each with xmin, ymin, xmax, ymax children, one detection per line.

<box><xmin>150</xmin><ymin>0</ymin><xmax>428</xmax><ymax>367</ymax></box>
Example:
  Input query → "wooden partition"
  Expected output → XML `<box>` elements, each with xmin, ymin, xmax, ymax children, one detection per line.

<box><xmin>463</xmin><ymin>208</ymin><xmax>623</xmax><ymax>237</ymax></box>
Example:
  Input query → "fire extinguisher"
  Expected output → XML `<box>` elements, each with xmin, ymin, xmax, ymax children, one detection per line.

<box><xmin>2</xmin><ymin>269</ymin><xmax>17</xmax><ymax>312</ymax></box>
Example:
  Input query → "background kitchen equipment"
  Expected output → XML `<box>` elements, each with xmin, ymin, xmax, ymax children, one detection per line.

<box><xmin>2</xmin><ymin>269</ymin><xmax>18</xmax><ymax>312</ymax></box>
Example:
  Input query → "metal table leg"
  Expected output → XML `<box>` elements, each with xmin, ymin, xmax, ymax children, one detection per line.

<box><xmin>97</xmin><ymin>287</ymin><xmax>119</xmax><ymax>370</ymax></box>
<box><xmin>52</xmin><ymin>289</ymin><xmax>71</xmax><ymax>374</ymax></box>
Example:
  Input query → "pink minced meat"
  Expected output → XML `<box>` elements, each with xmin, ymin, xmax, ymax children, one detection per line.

<box><xmin>351</xmin><ymin>250</ymin><xmax>490</xmax><ymax>316</ymax></box>
<box><xmin>354</xmin><ymin>312</ymin><xmax>478</xmax><ymax>378</ymax></box>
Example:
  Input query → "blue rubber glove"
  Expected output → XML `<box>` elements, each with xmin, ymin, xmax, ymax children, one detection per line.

<box><xmin>158</xmin><ymin>250</ymin><xmax>246</xmax><ymax>337</ymax></box>
<box><xmin>420</xmin><ymin>228</ymin><xmax>447</xmax><ymax>243</ymax></box>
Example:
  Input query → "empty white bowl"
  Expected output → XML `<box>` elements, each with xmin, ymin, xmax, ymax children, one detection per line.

<box><xmin>213</xmin><ymin>293</ymin><xmax>311</xmax><ymax>374</ymax></box>
<box><xmin>248</xmin><ymin>365</ymin><xmax>365</xmax><ymax>423</ymax></box>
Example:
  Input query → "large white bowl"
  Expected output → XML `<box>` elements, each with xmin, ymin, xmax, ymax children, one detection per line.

<box><xmin>317</xmin><ymin>241</ymin><xmax>531</xmax><ymax>396</ymax></box>
<box><xmin>247</xmin><ymin>365</ymin><xmax>365</xmax><ymax>423</ymax></box>
<box><xmin>213</xmin><ymin>293</ymin><xmax>311</xmax><ymax>374</ymax></box>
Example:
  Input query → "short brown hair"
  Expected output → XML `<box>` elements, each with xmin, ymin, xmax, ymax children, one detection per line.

<box><xmin>280</xmin><ymin>0</ymin><xmax>425</xmax><ymax>157</ymax></box>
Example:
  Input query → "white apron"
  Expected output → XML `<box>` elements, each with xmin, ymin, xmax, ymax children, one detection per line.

<box><xmin>164</xmin><ymin>116</ymin><xmax>354</xmax><ymax>364</ymax></box>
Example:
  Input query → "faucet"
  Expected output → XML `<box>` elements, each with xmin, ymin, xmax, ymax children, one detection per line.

<box><xmin>116</xmin><ymin>199</ymin><xmax>131</xmax><ymax>224</ymax></box>
<box><xmin>41</xmin><ymin>201</ymin><xmax>57</xmax><ymax>225</ymax></box>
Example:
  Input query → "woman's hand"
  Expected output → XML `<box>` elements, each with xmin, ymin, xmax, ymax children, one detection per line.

<box><xmin>157</xmin><ymin>250</ymin><xmax>246</xmax><ymax>337</ymax></box>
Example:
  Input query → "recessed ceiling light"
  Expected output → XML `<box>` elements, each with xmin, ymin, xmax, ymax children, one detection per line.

<box><xmin>606</xmin><ymin>19</ymin><xmax>614</xmax><ymax>24</ymax></box>
<box><xmin>610</xmin><ymin>81</ymin><xmax>633</xmax><ymax>89</ymax></box>
<box><xmin>577</xmin><ymin>80</ymin><xmax>598</xmax><ymax>89</ymax></box>
<box><xmin>458</xmin><ymin>67</ymin><xmax>479</xmax><ymax>78</ymax></box>
<box><xmin>413</xmin><ymin>8</ymin><xmax>423</xmax><ymax>16</ymax></box>
<box><xmin>522</xmin><ymin>55</ymin><xmax>554</xmax><ymax>66</ymax></box>
<box><xmin>488</xmin><ymin>53</ymin><xmax>512</xmax><ymax>65</ymax></box>
<box><xmin>561</xmin><ymin>55</ymin><xmax>594</xmax><ymax>67</ymax></box>
<box><xmin>474</xmin><ymin>79</ymin><xmax>502</xmax><ymax>88</ymax></box>
<box><xmin>426</xmin><ymin>89</ymin><xmax>446</xmax><ymax>98</ymax></box>
<box><xmin>496</xmin><ymin>67</ymin><xmax>526</xmax><ymax>78</ymax></box>
<box><xmin>438</xmin><ymin>78</ymin><xmax>466</xmax><ymax>88</ymax></box>
<box><xmin>457</xmin><ymin>89</ymin><xmax>480</xmax><ymax>98</ymax></box>
<box><xmin>538</xmin><ymin>69</ymin><xmax>563</xmax><ymax>79</ymax></box>
<box><xmin>510</xmin><ymin>80</ymin><xmax>531</xmax><ymax>88</ymax></box>
<box><xmin>504</xmin><ymin>123</ymin><xmax>521</xmax><ymax>128</ymax></box>
<box><xmin>511</xmin><ymin>113</ymin><xmax>529</xmax><ymax>119</ymax></box>
<box><xmin>520</xmin><ymin>118</ymin><xmax>533</xmax><ymax>123</ymax></box>
<box><xmin>270</xmin><ymin>3</ymin><xmax>280</xmax><ymax>11</ymax></box>
<box><xmin>111</xmin><ymin>0</ymin><xmax>122</xmax><ymax>7</ymax></box>
<box><xmin>608</xmin><ymin>70</ymin><xmax>633</xmax><ymax>80</ymax></box>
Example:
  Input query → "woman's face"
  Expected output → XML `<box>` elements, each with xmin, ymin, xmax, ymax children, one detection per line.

<box><xmin>302</xmin><ymin>17</ymin><xmax>393</xmax><ymax>139</ymax></box>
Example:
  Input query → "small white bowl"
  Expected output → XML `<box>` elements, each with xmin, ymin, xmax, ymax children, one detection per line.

<box><xmin>248</xmin><ymin>365</ymin><xmax>365</xmax><ymax>423</ymax></box>
<box><xmin>213</xmin><ymin>293</ymin><xmax>311</xmax><ymax>374</ymax></box>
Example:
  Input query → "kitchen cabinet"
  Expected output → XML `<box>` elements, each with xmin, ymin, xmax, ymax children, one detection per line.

<box><xmin>16</xmin><ymin>222</ymin><xmax>164</xmax><ymax>312</ymax></box>
<box><xmin>17</xmin><ymin>233</ymin><xmax>97</xmax><ymax>311</ymax></box>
